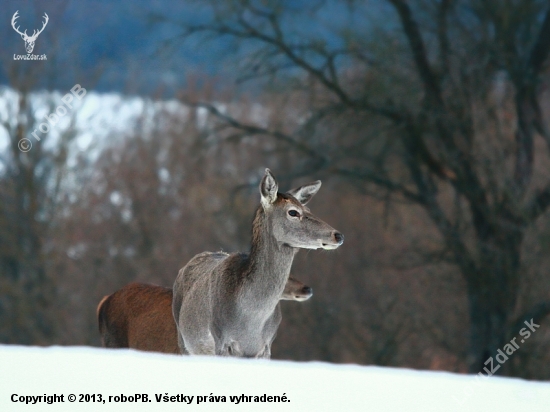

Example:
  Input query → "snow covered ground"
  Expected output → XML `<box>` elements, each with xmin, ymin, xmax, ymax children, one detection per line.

<box><xmin>1</xmin><ymin>345</ymin><xmax>549</xmax><ymax>411</ymax></box>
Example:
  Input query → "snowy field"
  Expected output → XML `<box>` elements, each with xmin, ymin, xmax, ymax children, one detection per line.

<box><xmin>1</xmin><ymin>345</ymin><xmax>549</xmax><ymax>411</ymax></box>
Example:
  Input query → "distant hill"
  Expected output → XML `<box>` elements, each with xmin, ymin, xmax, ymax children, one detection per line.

<box><xmin>0</xmin><ymin>0</ymin><xmax>231</xmax><ymax>95</ymax></box>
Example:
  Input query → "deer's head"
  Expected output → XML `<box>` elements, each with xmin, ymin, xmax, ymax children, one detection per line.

<box><xmin>281</xmin><ymin>277</ymin><xmax>313</xmax><ymax>301</ymax></box>
<box><xmin>12</xmin><ymin>11</ymin><xmax>49</xmax><ymax>54</ymax></box>
<box><xmin>260</xmin><ymin>169</ymin><xmax>344</xmax><ymax>250</ymax></box>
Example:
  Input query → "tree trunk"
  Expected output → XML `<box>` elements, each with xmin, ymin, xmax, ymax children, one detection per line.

<box><xmin>466</xmin><ymin>285</ymin><xmax>509</xmax><ymax>374</ymax></box>
<box><xmin>465</xmin><ymin>216</ymin><xmax>523</xmax><ymax>374</ymax></box>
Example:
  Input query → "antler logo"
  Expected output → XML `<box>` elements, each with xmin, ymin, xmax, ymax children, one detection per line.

<box><xmin>11</xmin><ymin>10</ymin><xmax>49</xmax><ymax>54</ymax></box>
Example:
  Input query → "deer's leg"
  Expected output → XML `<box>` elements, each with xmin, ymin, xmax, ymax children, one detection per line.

<box><xmin>256</xmin><ymin>344</ymin><xmax>271</xmax><ymax>359</ymax></box>
<box><xmin>180</xmin><ymin>328</ymin><xmax>216</xmax><ymax>356</ymax></box>
<box><xmin>192</xmin><ymin>340</ymin><xmax>216</xmax><ymax>355</ymax></box>
<box><xmin>220</xmin><ymin>341</ymin><xmax>243</xmax><ymax>357</ymax></box>
<box><xmin>176</xmin><ymin>329</ymin><xmax>187</xmax><ymax>354</ymax></box>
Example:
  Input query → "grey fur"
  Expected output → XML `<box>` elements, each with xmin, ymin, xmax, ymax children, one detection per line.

<box><xmin>172</xmin><ymin>169</ymin><xmax>343</xmax><ymax>358</ymax></box>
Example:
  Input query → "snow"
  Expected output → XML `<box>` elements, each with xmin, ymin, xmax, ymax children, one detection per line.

<box><xmin>0</xmin><ymin>345</ymin><xmax>549</xmax><ymax>411</ymax></box>
<box><xmin>0</xmin><ymin>87</ymin><xmax>246</xmax><ymax>165</ymax></box>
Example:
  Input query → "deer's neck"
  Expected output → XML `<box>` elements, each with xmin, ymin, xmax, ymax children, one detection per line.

<box><xmin>240</xmin><ymin>207</ymin><xmax>296</xmax><ymax>310</ymax></box>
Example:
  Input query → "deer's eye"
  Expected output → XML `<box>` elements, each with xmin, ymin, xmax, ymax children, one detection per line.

<box><xmin>288</xmin><ymin>210</ymin><xmax>300</xmax><ymax>217</ymax></box>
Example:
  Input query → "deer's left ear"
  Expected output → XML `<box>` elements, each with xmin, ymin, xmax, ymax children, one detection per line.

<box><xmin>260</xmin><ymin>168</ymin><xmax>278</xmax><ymax>207</ymax></box>
<box><xmin>287</xmin><ymin>180</ymin><xmax>321</xmax><ymax>205</ymax></box>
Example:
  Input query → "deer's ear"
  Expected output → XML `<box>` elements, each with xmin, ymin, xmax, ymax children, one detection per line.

<box><xmin>260</xmin><ymin>168</ymin><xmax>278</xmax><ymax>206</ymax></box>
<box><xmin>287</xmin><ymin>180</ymin><xmax>321</xmax><ymax>205</ymax></box>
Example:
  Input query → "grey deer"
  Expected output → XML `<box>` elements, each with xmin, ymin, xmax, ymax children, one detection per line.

<box><xmin>173</xmin><ymin>168</ymin><xmax>343</xmax><ymax>358</ymax></box>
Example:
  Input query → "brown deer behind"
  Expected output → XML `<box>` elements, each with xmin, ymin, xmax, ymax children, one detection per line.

<box><xmin>97</xmin><ymin>283</ymin><xmax>178</xmax><ymax>353</ymax></box>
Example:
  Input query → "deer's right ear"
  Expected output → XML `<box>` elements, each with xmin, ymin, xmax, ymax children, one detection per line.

<box><xmin>287</xmin><ymin>180</ymin><xmax>321</xmax><ymax>205</ymax></box>
<box><xmin>260</xmin><ymin>168</ymin><xmax>278</xmax><ymax>207</ymax></box>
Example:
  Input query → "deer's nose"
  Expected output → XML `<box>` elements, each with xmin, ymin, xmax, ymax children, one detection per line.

<box><xmin>301</xmin><ymin>286</ymin><xmax>313</xmax><ymax>296</ymax></box>
<box><xmin>333</xmin><ymin>232</ymin><xmax>344</xmax><ymax>244</ymax></box>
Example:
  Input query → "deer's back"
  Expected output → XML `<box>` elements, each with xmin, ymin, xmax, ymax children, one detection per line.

<box><xmin>174</xmin><ymin>251</ymin><xmax>231</xmax><ymax>297</ymax></box>
<box><xmin>172</xmin><ymin>251</ymin><xmax>229</xmax><ymax>324</ymax></box>
<box><xmin>175</xmin><ymin>250</ymin><xmax>253</xmax><ymax>308</ymax></box>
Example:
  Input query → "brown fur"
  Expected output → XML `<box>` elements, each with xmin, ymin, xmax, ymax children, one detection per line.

<box><xmin>96</xmin><ymin>295</ymin><xmax>109</xmax><ymax>318</ymax></box>
<box><xmin>97</xmin><ymin>282</ymin><xmax>180</xmax><ymax>354</ymax></box>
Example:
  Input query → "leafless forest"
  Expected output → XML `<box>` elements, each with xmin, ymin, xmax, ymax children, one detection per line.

<box><xmin>1</xmin><ymin>0</ymin><xmax>550</xmax><ymax>380</ymax></box>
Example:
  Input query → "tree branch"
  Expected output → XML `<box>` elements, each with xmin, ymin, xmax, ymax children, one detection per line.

<box><xmin>332</xmin><ymin>166</ymin><xmax>423</xmax><ymax>203</ymax></box>
<box><xmin>525</xmin><ymin>183</ymin><xmax>550</xmax><ymax>222</ymax></box>
<box><xmin>183</xmin><ymin>101</ymin><xmax>327</xmax><ymax>163</ymax></box>
<box><xmin>437</xmin><ymin>0</ymin><xmax>453</xmax><ymax>76</ymax></box>
<box><xmin>236</xmin><ymin>12</ymin><xmax>357</xmax><ymax>107</ymax></box>
<box><xmin>513</xmin><ymin>6</ymin><xmax>550</xmax><ymax>196</ymax></box>
<box><xmin>527</xmin><ymin>6</ymin><xmax>550</xmax><ymax>76</ymax></box>
<box><xmin>388</xmin><ymin>0</ymin><xmax>443</xmax><ymax>106</ymax></box>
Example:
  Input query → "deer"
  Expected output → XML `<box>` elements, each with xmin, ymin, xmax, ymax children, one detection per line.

<box><xmin>173</xmin><ymin>168</ymin><xmax>343</xmax><ymax>358</ymax></box>
<box><xmin>97</xmin><ymin>277</ymin><xmax>313</xmax><ymax>354</ymax></box>
<box><xmin>11</xmin><ymin>11</ymin><xmax>49</xmax><ymax>54</ymax></box>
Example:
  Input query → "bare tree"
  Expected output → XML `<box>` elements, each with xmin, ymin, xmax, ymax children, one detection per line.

<box><xmin>0</xmin><ymin>2</ymin><xmax>96</xmax><ymax>344</ymax></box>
<box><xmin>160</xmin><ymin>0</ymin><xmax>550</xmax><ymax>374</ymax></box>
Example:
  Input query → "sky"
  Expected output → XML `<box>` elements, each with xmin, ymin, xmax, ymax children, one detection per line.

<box><xmin>0</xmin><ymin>0</ymin><xmax>388</xmax><ymax>96</ymax></box>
